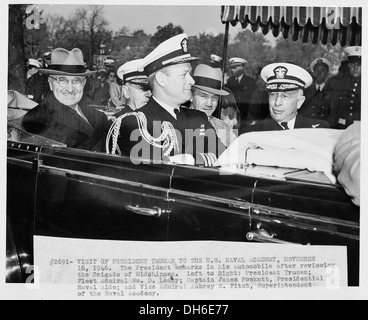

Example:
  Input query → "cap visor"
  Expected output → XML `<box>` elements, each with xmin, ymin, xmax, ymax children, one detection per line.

<box><xmin>164</xmin><ymin>56</ymin><xmax>200</xmax><ymax>67</ymax></box>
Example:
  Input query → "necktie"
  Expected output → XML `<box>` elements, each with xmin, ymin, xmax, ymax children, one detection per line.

<box><xmin>174</xmin><ymin>108</ymin><xmax>180</xmax><ymax>119</ymax></box>
<box><xmin>281</xmin><ymin>122</ymin><xmax>289</xmax><ymax>130</ymax></box>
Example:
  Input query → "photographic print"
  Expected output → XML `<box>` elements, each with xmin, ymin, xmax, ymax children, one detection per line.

<box><xmin>4</xmin><ymin>1</ymin><xmax>364</xmax><ymax>301</ymax></box>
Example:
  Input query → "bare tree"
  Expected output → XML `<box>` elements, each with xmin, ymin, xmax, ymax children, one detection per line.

<box><xmin>8</xmin><ymin>5</ymin><xmax>27</xmax><ymax>92</ymax></box>
<box><xmin>84</xmin><ymin>5</ymin><xmax>109</xmax><ymax>63</ymax></box>
<box><xmin>44</xmin><ymin>13</ymin><xmax>67</xmax><ymax>49</ymax></box>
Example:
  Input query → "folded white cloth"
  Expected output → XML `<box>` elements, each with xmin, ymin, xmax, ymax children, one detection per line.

<box><xmin>8</xmin><ymin>90</ymin><xmax>38</xmax><ymax>121</ymax></box>
<box><xmin>216</xmin><ymin>129</ymin><xmax>344</xmax><ymax>183</ymax></box>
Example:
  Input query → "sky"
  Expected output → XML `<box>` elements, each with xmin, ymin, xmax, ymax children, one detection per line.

<box><xmin>37</xmin><ymin>4</ymin><xmax>244</xmax><ymax>39</ymax></box>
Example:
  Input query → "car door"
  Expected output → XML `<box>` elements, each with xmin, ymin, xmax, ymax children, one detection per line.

<box><xmin>34</xmin><ymin>147</ymin><xmax>173</xmax><ymax>241</ymax></box>
<box><xmin>249</xmin><ymin>177</ymin><xmax>360</xmax><ymax>286</ymax></box>
<box><xmin>167</xmin><ymin>165</ymin><xmax>256</xmax><ymax>241</ymax></box>
<box><xmin>7</xmin><ymin>140</ymin><xmax>40</xmax><ymax>282</ymax></box>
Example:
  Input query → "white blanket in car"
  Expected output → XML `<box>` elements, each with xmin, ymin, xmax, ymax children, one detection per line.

<box><xmin>216</xmin><ymin>129</ymin><xmax>344</xmax><ymax>183</ymax></box>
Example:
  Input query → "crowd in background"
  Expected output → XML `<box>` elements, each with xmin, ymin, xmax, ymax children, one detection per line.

<box><xmin>24</xmin><ymin>45</ymin><xmax>361</xmax><ymax>135</ymax></box>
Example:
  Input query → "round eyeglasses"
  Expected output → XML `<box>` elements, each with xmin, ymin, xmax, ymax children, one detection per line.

<box><xmin>50</xmin><ymin>77</ymin><xmax>85</xmax><ymax>88</ymax></box>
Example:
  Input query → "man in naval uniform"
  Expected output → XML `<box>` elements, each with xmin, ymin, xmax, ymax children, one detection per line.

<box><xmin>242</xmin><ymin>63</ymin><xmax>330</xmax><ymax>133</ymax></box>
<box><xmin>114</xmin><ymin>58</ymin><xmax>152</xmax><ymax>114</ymax></box>
<box><xmin>113</xmin><ymin>34</ymin><xmax>225</xmax><ymax>166</ymax></box>
<box><xmin>326</xmin><ymin>46</ymin><xmax>361</xmax><ymax>129</ymax></box>
<box><xmin>226</xmin><ymin>57</ymin><xmax>257</xmax><ymax>122</ymax></box>
<box><xmin>299</xmin><ymin>58</ymin><xmax>334</xmax><ymax>124</ymax></box>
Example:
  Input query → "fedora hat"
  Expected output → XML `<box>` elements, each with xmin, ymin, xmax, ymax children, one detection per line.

<box><xmin>39</xmin><ymin>48</ymin><xmax>95</xmax><ymax>77</ymax></box>
<box><xmin>192</xmin><ymin>64</ymin><xmax>229</xmax><ymax>96</ymax></box>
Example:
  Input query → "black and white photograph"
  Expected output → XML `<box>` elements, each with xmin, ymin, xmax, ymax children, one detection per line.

<box><xmin>2</xmin><ymin>0</ymin><xmax>367</xmax><ymax>302</ymax></box>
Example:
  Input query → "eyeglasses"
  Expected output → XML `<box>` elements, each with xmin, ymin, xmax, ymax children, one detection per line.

<box><xmin>49</xmin><ymin>77</ymin><xmax>85</xmax><ymax>88</ymax></box>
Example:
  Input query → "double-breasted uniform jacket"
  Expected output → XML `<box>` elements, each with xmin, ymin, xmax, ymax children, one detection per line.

<box><xmin>22</xmin><ymin>94</ymin><xmax>109</xmax><ymax>151</ymax></box>
<box><xmin>299</xmin><ymin>81</ymin><xmax>333</xmax><ymax>123</ymax></box>
<box><xmin>226</xmin><ymin>75</ymin><xmax>257</xmax><ymax>120</ymax></box>
<box><xmin>325</xmin><ymin>73</ymin><xmax>361</xmax><ymax>129</ymax></box>
<box><xmin>241</xmin><ymin>114</ymin><xmax>330</xmax><ymax>133</ymax></box>
<box><xmin>25</xmin><ymin>73</ymin><xmax>48</xmax><ymax>104</ymax></box>
<box><xmin>116</xmin><ymin>97</ymin><xmax>226</xmax><ymax>164</ymax></box>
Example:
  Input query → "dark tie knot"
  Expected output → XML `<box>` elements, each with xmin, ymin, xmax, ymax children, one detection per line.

<box><xmin>281</xmin><ymin>122</ymin><xmax>289</xmax><ymax>130</ymax></box>
<box><xmin>174</xmin><ymin>108</ymin><xmax>180</xmax><ymax>116</ymax></box>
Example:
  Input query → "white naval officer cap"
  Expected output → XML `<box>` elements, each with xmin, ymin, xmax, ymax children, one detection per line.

<box><xmin>141</xmin><ymin>33</ymin><xmax>199</xmax><ymax>76</ymax></box>
<box><xmin>27</xmin><ymin>58</ymin><xmax>42</xmax><ymax>69</ymax></box>
<box><xmin>344</xmin><ymin>46</ymin><xmax>362</xmax><ymax>62</ymax></box>
<box><xmin>261</xmin><ymin>63</ymin><xmax>313</xmax><ymax>92</ymax></box>
<box><xmin>117</xmin><ymin>59</ymin><xmax>148</xmax><ymax>84</ymax></box>
<box><xmin>310</xmin><ymin>58</ymin><xmax>331</xmax><ymax>72</ymax></box>
<box><xmin>229</xmin><ymin>57</ymin><xmax>247</xmax><ymax>67</ymax></box>
<box><xmin>210</xmin><ymin>54</ymin><xmax>222</xmax><ymax>63</ymax></box>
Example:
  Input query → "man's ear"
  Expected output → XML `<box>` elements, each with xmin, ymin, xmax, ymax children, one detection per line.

<box><xmin>121</xmin><ymin>85</ymin><xmax>130</xmax><ymax>99</ymax></box>
<box><xmin>155</xmin><ymin>71</ymin><xmax>167</xmax><ymax>87</ymax></box>
<box><xmin>297</xmin><ymin>95</ymin><xmax>306</xmax><ymax>109</ymax></box>
<box><xmin>48</xmin><ymin>77</ymin><xmax>54</xmax><ymax>91</ymax></box>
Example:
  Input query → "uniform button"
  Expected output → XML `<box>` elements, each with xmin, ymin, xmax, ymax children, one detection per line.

<box><xmin>350</xmin><ymin>113</ymin><xmax>353</xmax><ymax>116</ymax></box>
<box><xmin>312</xmin><ymin>106</ymin><xmax>315</xmax><ymax>109</ymax></box>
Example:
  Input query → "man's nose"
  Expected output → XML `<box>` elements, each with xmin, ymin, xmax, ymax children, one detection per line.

<box><xmin>205</xmin><ymin>96</ymin><xmax>213</xmax><ymax>106</ymax></box>
<box><xmin>274</xmin><ymin>94</ymin><xmax>283</xmax><ymax>106</ymax></box>
<box><xmin>66</xmin><ymin>80</ymin><xmax>74</xmax><ymax>91</ymax></box>
<box><xmin>188</xmin><ymin>74</ymin><xmax>195</xmax><ymax>85</ymax></box>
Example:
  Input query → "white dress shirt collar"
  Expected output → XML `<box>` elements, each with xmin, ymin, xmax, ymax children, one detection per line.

<box><xmin>316</xmin><ymin>83</ymin><xmax>326</xmax><ymax>91</ymax></box>
<box><xmin>279</xmin><ymin>116</ymin><xmax>297</xmax><ymax>130</ymax></box>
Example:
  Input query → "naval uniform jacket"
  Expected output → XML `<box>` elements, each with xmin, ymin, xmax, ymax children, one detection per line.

<box><xmin>25</xmin><ymin>73</ymin><xmax>48</xmax><ymax>104</ymax></box>
<box><xmin>226</xmin><ymin>75</ymin><xmax>257</xmax><ymax>120</ymax></box>
<box><xmin>116</xmin><ymin>97</ymin><xmax>226</xmax><ymax>165</ymax></box>
<box><xmin>299</xmin><ymin>81</ymin><xmax>333</xmax><ymax>124</ymax></box>
<box><xmin>22</xmin><ymin>94</ymin><xmax>109</xmax><ymax>151</ymax></box>
<box><xmin>325</xmin><ymin>74</ymin><xmax>361</xmax><ymax>129</ymax></box>
<box><xmin>241</xmin><ymin>114</ymin><xmax>330</xmax><ymax>133</ymax></box>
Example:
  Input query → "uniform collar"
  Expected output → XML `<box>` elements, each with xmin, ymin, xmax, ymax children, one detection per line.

<box><xmin>152</xmin><ymin>96</ymin><xmax>179</xmax><ymax>120</ymax></box>
<box><xmin>278</xmin><ymin>116</ymin><xmax>297</xmax><ymax>130</ymax></box>
<box><xmin>316</xmin><ymin>83</ymin><xmax>326</xmax><ymax>91</ymax></box>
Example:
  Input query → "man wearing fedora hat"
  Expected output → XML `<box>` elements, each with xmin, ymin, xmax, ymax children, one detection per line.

<box><xmin>326</xmin><ymin>46</ymin><xmax>361</xmax><ymax>129</ymax></box>
<box><xmin>227</xmin><ymin>57</ymin><xmax>257</xmax><ymax>122</ymax></box>
<box><xmin>190</xmin><ymin>64</ymin><xmax>236</xmax><ymax>147</ymax></box>
<box><xmin>22</xmin><ymin>48</ymin><xmax>109</xmax><ymax>151</ymax></box>
<box><xmin>243</xmin><ymin>63</ymin><xmax>330</xmax><ymax>133</ymax></box>
<box><xmin>113</xmin><ymin>34</ymin><xmax>225</xmax><ymax>166</ymax></box>
<box><xmin>299</xmin><ymin>58</ymin><xmax>334</xmax><ymax>123</ymax></box>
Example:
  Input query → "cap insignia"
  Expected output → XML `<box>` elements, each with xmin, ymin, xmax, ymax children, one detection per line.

<box><xmin>274</xmin><ymin>66</ymin><xmax>288</xmax><ymax>79</ymax></box>
<box><xmin>181</xmin><ymin>38</ymin><xmax>188</xmax><ymax>53</ymax></box>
